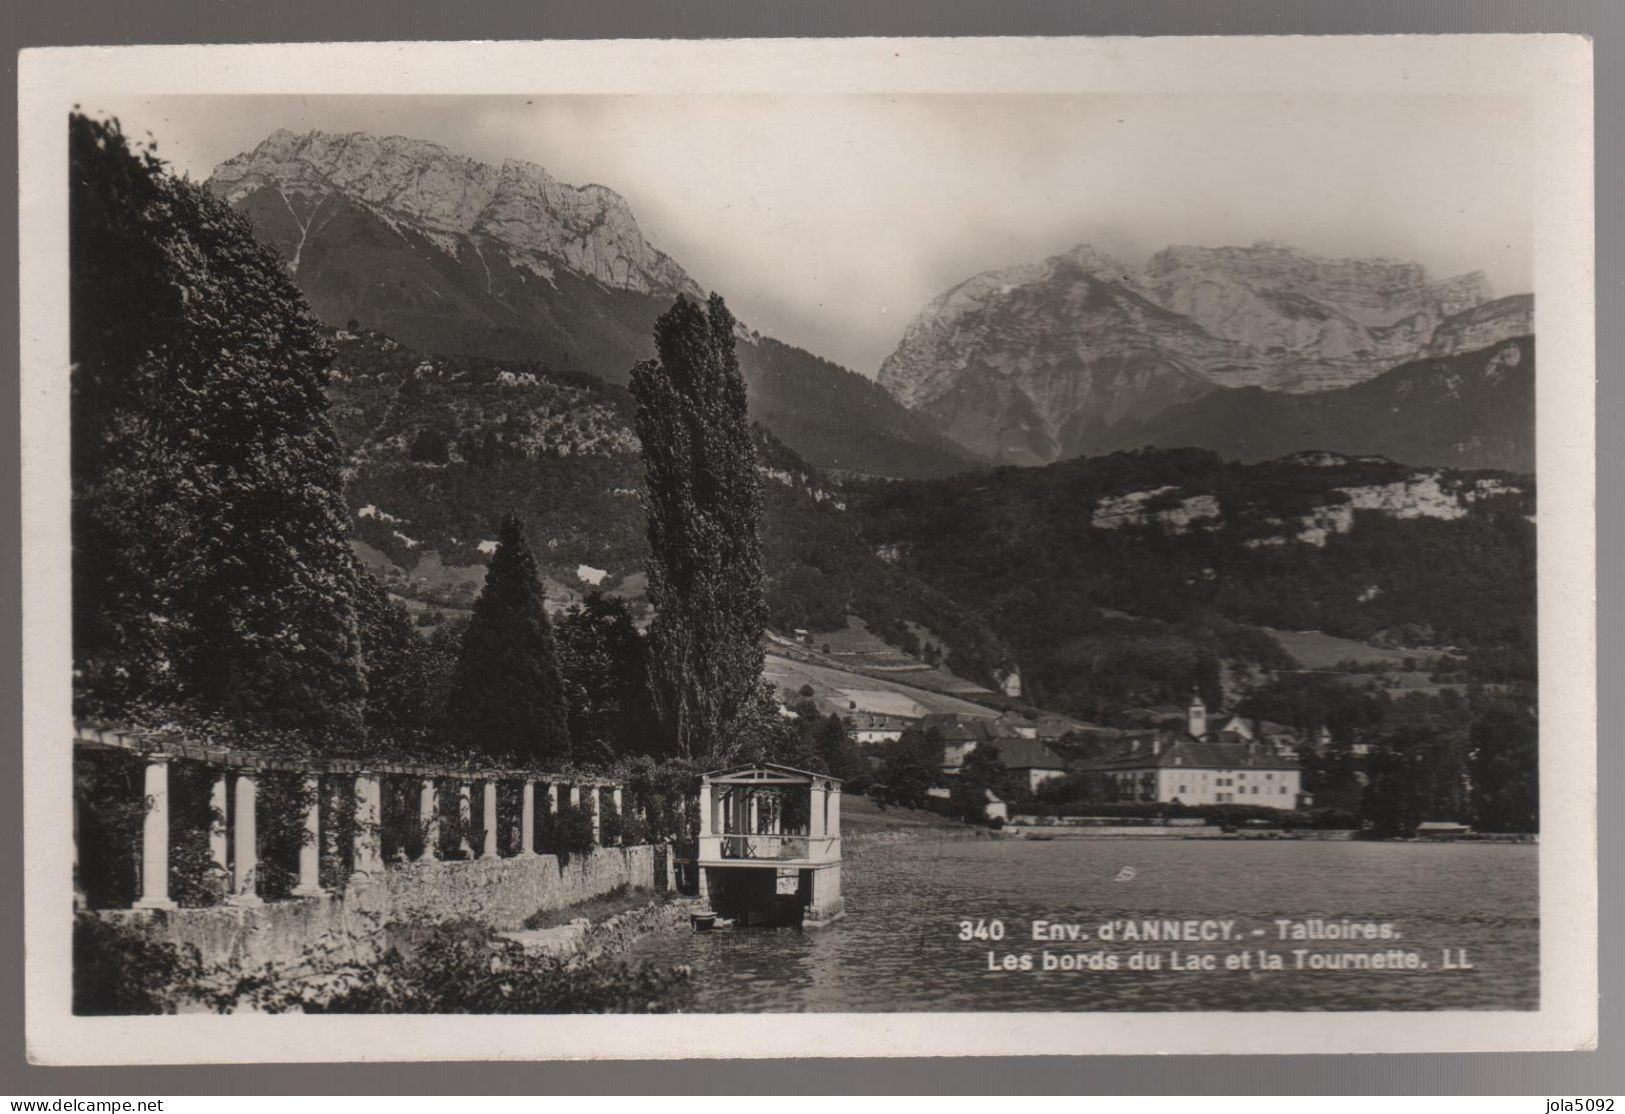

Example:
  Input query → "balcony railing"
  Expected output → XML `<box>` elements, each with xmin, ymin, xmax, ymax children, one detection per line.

<box><xmin>721</xmin><ymin>834</ymin><xmax>808</xmax><ymax>860</ymax></box>
<box><xmin>691</xmin><ymin>833</ymin><xmax>840</xmax><ymax>864</ymax></box>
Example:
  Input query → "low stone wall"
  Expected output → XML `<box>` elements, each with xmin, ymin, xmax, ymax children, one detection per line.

<box><xmin>387</xmin><ymin>846</ymin><xmax>657</xmax><ymax>928</ymax></box>
<box><xmin>103</xmin><ymin>845</ymin><xmax>661</xmax><ymax>969</ymax></box>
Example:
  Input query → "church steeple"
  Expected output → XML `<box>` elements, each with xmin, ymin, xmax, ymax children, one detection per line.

<box><xmin>1187</xmin><ymin>691</ymin><xmax>1207</xmax><ymax>738</ymax></box>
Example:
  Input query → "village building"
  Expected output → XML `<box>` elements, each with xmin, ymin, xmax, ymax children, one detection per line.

<box><xmin>1082</xmin><ymin>696</ymin><xmax>1307</xmax><ymax>810</ymax></box>
<box><xmin>994</xmin><ymin>710</ymin><xmax>1040</xmax><ymax>739</ymax></box>
<box><xmin>1029</xmin><ymin>712</ymin><xmax>1092</xmax><ymax>742</ymax></box>
<box><xmin>924</xmin><ymin>712</ymin><xmax>1068</xmax><ymax>791</ymax></box>
<box><xmin>990</xmin><ymin>738</ymin><xmax>1069</xmax><ymax>793</ymax></box>
<box><xmin>1211</xmin><ymin>714</ymin><xmax>1304</xmax><ymax>758</ymax></box>
<box><xmin>920</xmin><ymin>713</ymin><xmax>1007</xmax><ymax>774</ymax></box>
<box><xmin>845</xmin><ymin>712</ymin><xmax>912</xmax><ymax>745</ymax></box>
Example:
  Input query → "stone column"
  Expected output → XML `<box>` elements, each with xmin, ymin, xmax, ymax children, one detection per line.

<box><xmin>134</xmin><ymin>755</ymin><xmax>176</xmax><ymax>910</ymax></box>
<box><xmin>588</xmin><ymin>786</ymin><xmax>601</xmax><ymax>847</ymax></box>
<box><xmin>520</xmin><ymin>781</ymin><xmax>537</xmax><ymax>855</ymax></box>
<box><xmin>810</xmin><ymin>780</ymin><xmax>826</xmax><ymax>839</ymax></box>
<box><xmin>611</xmin><ymin>786</ymin><xmax>624</xmax><ymax>846</ymax></box>
<box><xmin>208</xmin><ymin>771</ymin><xmax>229</xmax><ymax>876</ymax></box>
<box><xmin>228</xmin><ymin>772</ymin><xmax>262</xmax><ymax>905</ymax></box>
<box><xmin>417</xmin><ymin>778</ymin><xmax>440</xmax><ymax>862</ymax></box>
<box><xmin>352</xmin><ymin>773</ymin><xmax>382</xmax><ymax>878</ymax></box>
<box><xmin>292</xmin><ymin>774</ymin><xmax>323</xmax><ymax>897</ymax></box>
<box><xmin>457</xmin><ymin>781</ymin><xmax>474</xmax><ymax>858</ymax></box>
<box><xmin>829</xmin><ymin>784</ymin><xmax>842</xmax><ymax>838</ymax></box>
<box><xmin>544</xmin><ymin>782</ymin><xmax>559</xmax><ymax>852</ymax></box>
<box><xmin>481</xmin><ymin>780</ymin><xmax>499</xmax><ymax>859</ymax></box>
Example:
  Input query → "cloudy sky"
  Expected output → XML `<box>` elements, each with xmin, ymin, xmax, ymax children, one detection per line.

<box><xmin>85</xmin><ymin>93</ymin><xmax>1535</xmax><ymax>376</ymax></box>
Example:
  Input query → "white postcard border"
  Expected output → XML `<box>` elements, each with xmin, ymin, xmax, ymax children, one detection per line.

<box><xmin>18</xmin><ymin>34</ymin><xmax>1596</xmax><ymax>1063</ymax></box>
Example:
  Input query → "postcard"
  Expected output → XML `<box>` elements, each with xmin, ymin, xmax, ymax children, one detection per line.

<box><xmin>18</xmin><ymin>34</ymin><xmax>1595</xmax><ymax>1062</ymax></box>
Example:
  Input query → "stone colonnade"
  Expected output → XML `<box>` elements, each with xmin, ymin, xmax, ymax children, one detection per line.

<box><xmin>73</xmin><ymin>727</ymin><xmax>625</xmax><ymax>912</ymax></box>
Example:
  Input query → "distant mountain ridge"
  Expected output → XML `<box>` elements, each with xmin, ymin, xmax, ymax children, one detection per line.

<box><xmin>878</xmin><ymin>241</ymin><xmax>1533</xmax><ymax>466</ymax></box>
<box><xmin>208</xmin><ymin>128</ymin><xmax>977</xmax><ymax>480</ymax></box>
<box><xmin>1097</xmin><ymin>336</ymin><xmax>1535</xmax><ymax>473</ymax></box>
<box><xmin>211</xmin><ymin>129</ymin><xmax>700</xmax><ymax>298</ymax></box>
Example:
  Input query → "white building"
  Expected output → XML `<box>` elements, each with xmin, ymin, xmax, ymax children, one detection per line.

<box><xmin>1085</xmin><ymin>696</ymin><xmax>1307</xmax><ymax>810</ymax></box>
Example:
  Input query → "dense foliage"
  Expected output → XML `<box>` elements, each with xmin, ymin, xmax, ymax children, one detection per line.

<box><xmin>630</xmin><ymin>295</ymin><xmax>769</xmax><ymax>764</ymax></box>
<box><xmin>853</xmin><ymin>447</ymin><xmax>1536</xmax><ymax>720</ymax></box>
<box><xmin>70</xmin><ymin>114</ymin><xmax>369</xmax><ymax>734</ymax></box>
<box><xmin>555</xmin><ymin>592</ymin><xmax>658</xmax><ymax>763</ymax></box>
<box><xmin>951</xmin><ymin>743</ymin><xmax>1008</xmax><ymax>823</ymax></box>
<box><xmin>1238</xmin><ymin>674</ymin><xmax>1537</xmax><ymax>833</ymax></box>
<box><xmin>73</xmin><ymin>916</ymin><xmax>690</xmax><ymax>1015</ymax></box>
<box><xmin>751</xmin><ymin>701</ymin><xmax>870</xmax><ymax>788</ymax></box>
<box><xmin>73</xmin><ymin>915</ymin><xmax>206</xmax><ymax>1015</ymax></box>
<box><xmin>440</xmin><ymin>515</ymin><xmax>572</xmax><ymax>764</ymax></box>
<box><xmin>874</xmin><ymin>727</ymin><xmax>947</xmax><ymax>810</ymax></box>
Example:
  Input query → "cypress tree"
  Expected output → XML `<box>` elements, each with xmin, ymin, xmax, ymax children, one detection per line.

<box><xmin>70</xmin><ymin>113</ymin><xmax>366</xmax><ymax>734</ymax></box>
<box><xmin>630</xmin><ymin>294</ymin><xmax>768</xmax><ymax>765</ymax></box>
<box><xmin>556</xmin><ymin>592</ymin><xmax>656</xmax><ymax>761</ymax></box>
<box><xmin>442</xmin><ymin>514</ymin><xmax>571</xmax><ymax>764</ymax></box>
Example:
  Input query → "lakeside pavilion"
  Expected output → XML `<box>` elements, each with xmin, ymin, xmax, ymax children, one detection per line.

<box><xmin>686</xmin><ymin>763</ymin><xmax>844</xmax><ymax>927</ymax></box>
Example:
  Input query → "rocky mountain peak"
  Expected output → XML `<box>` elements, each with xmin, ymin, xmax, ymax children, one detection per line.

<box><xmin>878</xmin><ymin>239</ymin><xmax>1530</xmax><ymax>466</ymax></box>
<box><xmin>1052</xmin><ymin>243</ymin><xmax>1134</xmax><ymax>281</ymax></box>
<box><xmin>208</xmin><ymin>128</ymin><xmax>700</xmax><ymax>299</ymax></box>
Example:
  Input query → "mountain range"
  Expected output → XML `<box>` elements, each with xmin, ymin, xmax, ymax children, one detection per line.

<box><xmin>209</xmin><ymin>128</ymin><xmax>1535</xmax><ymax>480</ymax></box>
<box><xmin>1092</xmin><ymin>335</ymin><xmax>1533</xmax><ymax>472</ymax></box>
<box><xmin>877</xmin><ymin>242</ymin><xmax>1532</xmax><ymax>466</ymax></box>
<box><xmin>207</xmin><ymin>129</ymin><xmax>974</xmax><ymax>479</ymax></box>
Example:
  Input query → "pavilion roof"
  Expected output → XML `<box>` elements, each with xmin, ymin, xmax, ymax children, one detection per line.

<box><xmin>703</xmin><ymin>761</ymin><xmax>842</xmax><ymax>785</ymax></box>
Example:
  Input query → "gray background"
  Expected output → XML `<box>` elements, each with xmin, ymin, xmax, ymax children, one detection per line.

<box><xmin>4</xmin><ymin>0</ymin><xmax>1618</xmax><ymax>1095</ymax></box>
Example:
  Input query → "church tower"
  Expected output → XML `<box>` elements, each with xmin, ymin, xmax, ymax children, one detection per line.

<box><xmin>1187</xmin><ymin>692</ymin><xmax>1207</xmax><ymax>738</ymax></box>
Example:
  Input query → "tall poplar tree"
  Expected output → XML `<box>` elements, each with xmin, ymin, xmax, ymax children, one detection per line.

<box><xmin>70</xmin><ymin>112</ymin><xmax>367</xmax><ymax>734</ymax></box>
<box><xmin>630</xmin><ymin>295</ymin><xmax>768</xmax><ymax>765</ymax></box>
<box><xmin>442</xmin><ymin>514</ymin><xmax>572</xmax><ymax>763</ymax></box>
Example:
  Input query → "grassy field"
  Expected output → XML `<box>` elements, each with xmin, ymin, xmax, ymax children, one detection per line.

<box><xmin>763</xmin><ymin>653</ymin><xmax>999</xmax><ymax>720</ymax></box>
<box><xmin>841</xmin><ymin>793</ymin><xmax>967</xmax><ymax>834</ymax></box>
<box><xmin>1263</xmin><ymin>627</ymin><xmax>1445</xmax><ymax>670</ymax></box>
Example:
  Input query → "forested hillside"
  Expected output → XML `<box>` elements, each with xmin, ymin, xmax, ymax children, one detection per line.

<box><xmin>326</xmin><ymin>329</ymin><xmax>1012</xmax><ymax>684</ymax></box>
<box><xmin>851</xmin><ymin>447</ymin><xmax>1535</xmax><ymax>720</ymax></box>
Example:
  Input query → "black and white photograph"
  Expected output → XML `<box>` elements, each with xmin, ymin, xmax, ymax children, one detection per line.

<box><xmin>18</xmin><ymin>35</ymin><xmax>1596</xmax><ymax>1062</ymax></box>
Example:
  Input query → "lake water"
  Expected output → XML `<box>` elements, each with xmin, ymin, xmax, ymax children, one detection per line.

<box><xmin>626</xmin><ymin>837</ymin><xmax>1538</xmax><ymax>1012</ymax></box>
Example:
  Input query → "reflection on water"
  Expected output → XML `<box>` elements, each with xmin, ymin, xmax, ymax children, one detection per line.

<box><xmin>625</xmin><ymin>837</ymin><xmax>1538</xmax><ymax>1012</ymax></box>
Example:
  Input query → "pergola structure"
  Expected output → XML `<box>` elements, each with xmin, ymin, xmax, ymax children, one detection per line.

<box><xmin>72</xmin><ymin>723</ymin><xmax>624</xmax><ymax>911</ymax></box>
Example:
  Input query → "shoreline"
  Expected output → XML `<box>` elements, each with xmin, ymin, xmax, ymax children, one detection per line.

<box><xmin>499</xmin><ymin>893</ymin><xmax>700</xmax><ymax>963</ymax></box>
<box><xmin>1003</xmin><ymin>826</ymin><xmax>1537</xmax><ymax>843</ymax></box>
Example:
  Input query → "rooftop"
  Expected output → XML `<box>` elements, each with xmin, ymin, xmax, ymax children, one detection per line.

<box><xmin>980</xmin><ymin>738</ymin><xmax>1067</xmax><ymax>771</ymax></box>
<box><xmin>1085</xmin><ymin>733</ymin><xmax>1301</xmax><ymax>772</ymax></box>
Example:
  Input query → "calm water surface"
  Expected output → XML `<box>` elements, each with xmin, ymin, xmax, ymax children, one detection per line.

<box><xmin>626</xmin><ymin>837</ymin><xmax>1538</xmax><ymax>1011</ymax></box>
